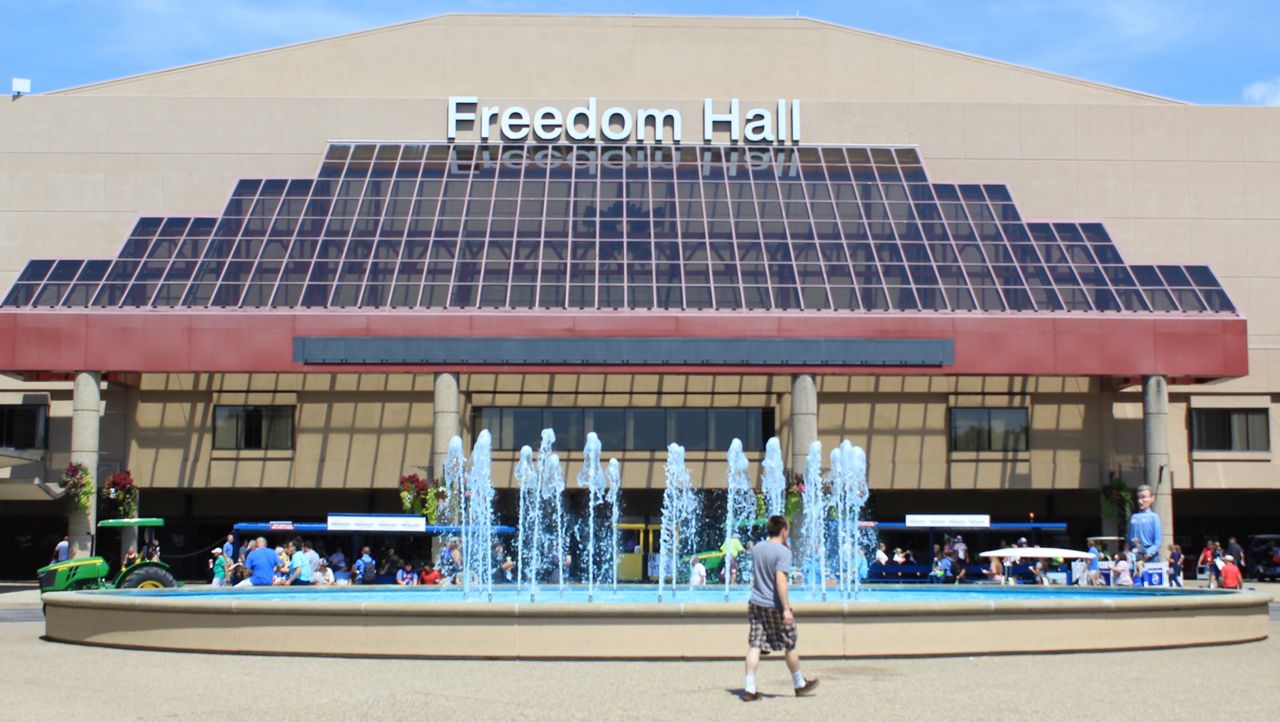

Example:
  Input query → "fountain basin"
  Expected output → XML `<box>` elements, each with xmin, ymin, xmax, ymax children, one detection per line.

<box><xmin>42</xmin><ymin>586</ymin><xmax>1270</xmax><ymax>659</ymax></box>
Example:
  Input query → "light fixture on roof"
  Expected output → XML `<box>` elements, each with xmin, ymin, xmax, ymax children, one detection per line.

<box><xmin>11</xmin><ymin>77</ymin><xmax>31</xmax><ymax>99</ymax></box>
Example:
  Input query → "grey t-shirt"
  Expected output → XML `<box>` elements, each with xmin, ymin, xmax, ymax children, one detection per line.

<box><xmin>748</xmin><ymin>540</ymin><xmax>792</xmax><ymax>609</ymax></box>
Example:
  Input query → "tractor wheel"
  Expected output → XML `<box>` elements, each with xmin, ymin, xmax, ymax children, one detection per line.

<box><xmin>119</xmin><ymin>566</ymin><xmax>178</xmax><ymax>589</ymax></box>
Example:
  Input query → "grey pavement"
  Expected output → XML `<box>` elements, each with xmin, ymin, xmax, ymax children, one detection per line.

<box><xmin>2</xmin><ymin>582</ymin><xmax>1277</xmax><ymax>721</ymax></box>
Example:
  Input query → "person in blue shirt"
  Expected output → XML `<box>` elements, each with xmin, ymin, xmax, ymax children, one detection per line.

<box><xmin>1128</xmin><ymin>484</ymin><xmax>1162</xmax><ymax>563</ymax></box>
<box><xmin>1086</xmin><ymin>542</ymin><xmax>1101</xmax><ymax>585</ymax></box>
<box><xmin>283</xmin><ymin>539</ymin><xmax>313</xmax><ymax>586</ymax></box>
<box><xmin>353</xmin><ymin>547</ymin><xmax>376</xmax><ymax>585</ymax></box>
<box><xmin>237</xmin><ymin>537</ymin><xmax>279</xmax><ymax>587</ymax></box>
<box><xmin>222</xmin><ymin>534</ymin><xmax>236</xmax><ymax>561</ymax></box>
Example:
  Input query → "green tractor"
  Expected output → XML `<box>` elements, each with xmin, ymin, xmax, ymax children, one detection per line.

<box><xmin>37</xmin><ymin>518</ymin><xmax>179</xmax><ymax>592</ymax></box>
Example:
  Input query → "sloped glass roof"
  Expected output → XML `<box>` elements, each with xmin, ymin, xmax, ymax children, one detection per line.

<box><xmin>2</xmin><ymin>143</ymin><xmax>1236</xmax><ymax>315</ymax></box>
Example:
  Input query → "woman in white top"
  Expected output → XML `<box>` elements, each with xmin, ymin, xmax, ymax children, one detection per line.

<box><xmin>313</xmin><ymin>559</ymin><xmax>335</xmax><ymax>586</ymax></box>
<box><xmin>1112</xmin><ymin>553</ymin><xmax>1133</xmax><ymax>587</ymax></box>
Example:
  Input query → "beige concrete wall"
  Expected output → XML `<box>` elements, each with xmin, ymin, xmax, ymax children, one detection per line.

<box><xmin>54</xmin><ymin>16</ymin><xmax>1170</xmax><ymax>105</ymax></box>
<box><xmin>124</xmin><ymin>373</ymin><xmax>433</xmax><ymax>489</ymax></box>
<box><xmin>42</xmin><ymin>588</ymin><xmax>1273</xmax><ymax>660</ymax></box>
<box><xmin>0</xmin><ymin>15</ymin><xmax>1277</xmax><ymax>491</ymax></box>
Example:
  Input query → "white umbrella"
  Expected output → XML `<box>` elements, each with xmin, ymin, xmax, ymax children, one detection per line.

<box><xmin>980</xmin><ymin>547</ymin><xmax>1096</xmax><ymax>560</ymax></box>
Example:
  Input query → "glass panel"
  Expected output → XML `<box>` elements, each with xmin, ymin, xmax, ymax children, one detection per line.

<box><xmin>951</xmin><ymin>408</ymin><xmax>1028</xmax><ymax>451</ymax></box>
<box><xmin>950</xmin><ymin>409</ymin><xmax>986</xmax><ymax>452</ymax></box>
<box><xmin>1193</xmin><ymin>409</ymin><xmax>1270</xmax><ymax>452</ymax></box>
<box><xmin>544</xmin><ymin>408</ymin><xmax>584</xmax><ymax>450</ymax></box>
<box><xmin>212</xmin><ymin>406</ymin><xmax>238</xmax><ymax>450</ymax></box>
<box><xmin>669</xmin><ymin>409</ymin><xmax>708</xmax><ymax>450</ymax></box>
<box><xmin>988</xmin><ymin>408</ymin><xmax>1029</xmax><ymax>451</ymax></box>
<box><xmin>588</xmin><ymin>408</ymin><xmax>626</xmax><ymax>451</ymax></box>
<box><xmin>0</xmin><ymin>405</ymin><xmax>47</xmax><ymax>449</ymax></box>
<box><xmin>630</xmin><ymin>409</ymin><xmax>667</xmax><ymax>450</ymax></box>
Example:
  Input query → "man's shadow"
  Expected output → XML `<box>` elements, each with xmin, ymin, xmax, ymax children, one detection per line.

<box><xmin>724</xmin><ymin>688</ymin><xmax>787</xmax><ymax>701</ymax></box>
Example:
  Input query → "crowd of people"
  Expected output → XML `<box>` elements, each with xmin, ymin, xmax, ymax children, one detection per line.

<box><xmin>203</xmin><ymin>528</ymin><xmax>1264</xmax><ymax>590</ymax></box>
<box><xmin>1196</xmin><ymin>538</ymin><xmax>1247</xmax><ymax>590</ymax></box>
<box><xmin>209</xmin><ymin>533</ymin><xmax>527</xmax><ymax>588</ymax></box>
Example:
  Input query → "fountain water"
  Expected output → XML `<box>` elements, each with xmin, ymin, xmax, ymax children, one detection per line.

<box><xmin>829</xmin><ymin>440</ymin><xmax>871</xmax><ymax>599</ymax></box>
<box><xmin>442</xmin><ymin>436</ymin><xmax>466</xmax><ymax>524</ymax></box>
<box><xmin>544</xmin><ymin>451</ymin><xmax>566</xmax><ymax>597</ymax></box>
<box><xmin>801</xmin><ymin>440</ymin><xmax>828</xmax><ymax>600</ymax></box>
<box><xmin>513</xmin><ymin>445</ymin><xmax>535</xmax><ymax>595</ymax></box>
<box><xmin>461</xmin><ymin>430</ymin><xmax>495</xmax><ymax>601</ymax></box>
<box><xmin>760</xmin><ymin>436</ymin><xmax>786</xmax><ymax>517</ymax></box>
<box><xmin>657</xmin><ymin>443</ymin><xmax>699</xmax><ymax>601</ymax></box>
<box><xmin>723</xmin><ymin>438</ymin><xmax>753</xmax><ymax>601</ymax></box>
<box><xmin>514</xmin><ymin>427</ymin><xmax>570</xmax><ymax>604</ymax></box>
<box><xmin>605</xmin><ymin>458</ymin><xmax>621</xmax><ymax>592</ymax></box>
<box><xmin>575</xmin><ymin>432</ymin><xmax>612</xmax><ymax>602</ymax></box>
<box><xmin>517</xmin><ymin>429</ymin><xmax>566</xmax><ymax>601</ymax></box>
<box><xmin>850</xmin><ymin>443</ymin><xmax>872</xmax><ymax>593</ymax></box>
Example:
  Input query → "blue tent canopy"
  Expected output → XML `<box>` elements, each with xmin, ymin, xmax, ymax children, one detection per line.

<box><xmin>233</xmin><ymin>513</ymin><xmax>515</xmax><ymax>536</ymax></box>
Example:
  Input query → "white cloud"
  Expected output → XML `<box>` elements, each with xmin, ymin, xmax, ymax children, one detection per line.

<box><xmin>1243</xmin><ymin>77</ymin><xmax>1280</xmax><ymax>105</ymax></box>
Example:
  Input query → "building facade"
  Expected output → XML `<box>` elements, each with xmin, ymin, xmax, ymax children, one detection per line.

<box><xmin>1</xmin><ymin>15</ymin><xmax>1276</xmax><ymax>577</ymax></box>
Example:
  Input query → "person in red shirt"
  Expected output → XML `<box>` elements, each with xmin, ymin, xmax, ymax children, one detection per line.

<box><xmin>419</xmin><ymin>561</ymin><xmax>443</xmax><ymax>585</ymax></box>
<box><xmin>1198</xmin><ymin>544</ymin><xmax>1217</xmax><ymax>588</ymax></box>
<box><xmin>1220</xmin><ymin>555</ymin><xmax>1243</xmax><ymax>590</ymax></box>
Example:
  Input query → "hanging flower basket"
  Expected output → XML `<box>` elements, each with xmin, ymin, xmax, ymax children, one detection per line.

<box><xmin>60</xmin><ymin>462</ymin><xmax>95</xmax><ymax>513</ymax></box>
<box><xmin>399</xmin><ymin>473</ymin><xmax>442</xmax><ymax>523</ymax></box>
<box><xmin>101</xmin><ymin>470</ymin><xmax>140</xmax><ymax>519</ymax></box>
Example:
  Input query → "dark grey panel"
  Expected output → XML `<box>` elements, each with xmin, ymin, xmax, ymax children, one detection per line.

<box><xmin>294</xmin><ymin>336</ymin><xmax>954</xmax><ymax>366</ymax></box>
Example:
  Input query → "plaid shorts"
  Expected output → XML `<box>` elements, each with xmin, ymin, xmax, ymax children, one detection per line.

<box><xmin>748</xmin><ymin>603</ymin><xmax>797</xmax><ymax>654</ymax></box>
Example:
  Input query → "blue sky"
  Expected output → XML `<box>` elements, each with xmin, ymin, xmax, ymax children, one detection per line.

<box><xmin>2</xmin><ymin>0</ymin><xmax>1279</xmax><ymax>104</ymax></box>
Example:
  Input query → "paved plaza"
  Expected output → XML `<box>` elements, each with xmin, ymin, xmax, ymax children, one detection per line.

<box><xmin>1</xmin><ymin>583</ymin><xmax>1277</xmax><ymax>721</ymax></box>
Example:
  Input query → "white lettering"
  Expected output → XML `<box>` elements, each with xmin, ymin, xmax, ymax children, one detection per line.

<box><xmin>480</xmin><ymin>106</ymin><xmax>500</xmax><ymax>140</ymax></box>
<box><xmin>636</xmin><ymin>108</ymin><xmax>683</xmax><ymax>142</ymax></box>
<box><xmin>744</xmin><ymin>108</ymin><xmax>774</xmax><ymax>142</ymax></box>
<box><xmin>704</xmin><ymin>98</ymin><xmax>740</xmax><ymax>142</ymax></box>
<box><xmin>448</xmin><ymin>97</ymin><xmax>800</xmax><ymax>143</ymax></box>
<box><xmin>533</xmin><ymin>107</ymin><xmax>564</xmax><ymax>141</ymax></box>
<box><xmin>601</xmin><ymin>106</ymin><xmax>633</xmax><ymax>141</ymax></box>
<box><xmin>566</xmin><ymin>97</ymin><xmax>598</xmax><ymax>141</ymax></box>
<box><xmin>447</xmin><ymin>96</ymin><xmax>477</xmax><ymax>140</ymax></box>
<box><xmin>501</xmin><ymin>106</ymin><xmax>531</xmax><ymax>140</ymax></box>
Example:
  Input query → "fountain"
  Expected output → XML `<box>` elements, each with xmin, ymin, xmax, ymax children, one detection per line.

<box><xmin>441</xmin><ymin>436</ymin><xmax>466</xmax><ymax>524</ymax></box>
<box><xmin>518</xmin><ymin>429</ymin><xmax>567</xmax><ymax>602</ymax></box>
<box><xmin>513</xmin><ymin>444</ymin><xmax>535</xmax><ymax>595</ymax></box>
<box><xmin>800</xmin><ymin>440</ymin><xmax>828</xmax><ymax>600</ymax></box>
<box><xmin>575</xmin><ymin>432</ymin><xmax>617</xmax><ymax>602</ymax></box>
<box><xmin>723</xmin><ymin>438</ymin><xmax>753</xmax><ymax>601</ymax></box>
<box><xmin>545</xmin><ymin>451</ymin><xmax>566</xmax><ymax>596</ymax></box>
<box><xmin>657</xmin><ymin>442</ymin><xmax>699</xmax><ymax>601</ymax></box>
<box><xmin>829</xmin><ymin>440</ymin><xmax>871</xmax><ymax>599</ymax></box>
<box><xmin>761</xmin><ymin>436</ymin><xmax>786</xmax><ymax>517</ymax></box>
<box><xmin>605</xmin><ymin>458</ymin><xmax>621</xmax><ymax>592</ymax></box>
<box><xmin>460</xmin><ymin>430</ymin><xmax>495</xmax><ymax>601</ymax></box>
<box><xmin>42</xmin><ymin>426</ymin><xmax>1271</xmax><ymax>660</ymax></box>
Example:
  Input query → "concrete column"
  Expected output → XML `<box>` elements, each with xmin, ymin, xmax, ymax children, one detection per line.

<box><xmin>432</xmin><ymin>372</ymin><xmax>460</xmax><ymax>480</ymax></box>
<box><xmin>68</xmin><ymin>371</ymin><xmax>101</xmax><ymax>559</ymax></box>
<box><xmin>1142</xmin><ymin>375</ymin><xmax>1174</xmax><ymax>554</ymax></box>
<box><xmin>790</xmin><ymin>374</ymin><xmax>818</xmax><ymax>476</ymax></box>
<box><xmin>1098</xmin><ymin>389</ymin><xmax>1119</xmax><ymax>538</ymax></box>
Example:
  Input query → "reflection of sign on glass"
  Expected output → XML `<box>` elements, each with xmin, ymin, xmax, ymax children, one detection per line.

<box><xmin>905</xmin><ymin>514</ymin><xmax>991</xmax><ymax>528</ymax></box>
<box><xmin>327</xmin><ymin>514</ymin><xmax>426</xmax><ymax>533</ymax></box>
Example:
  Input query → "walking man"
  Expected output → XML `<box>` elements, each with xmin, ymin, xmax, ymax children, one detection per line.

<box><xmin>743</xmin><ymin>515</ymin><xmax>818</xmax><ymax>701</ymax></box>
